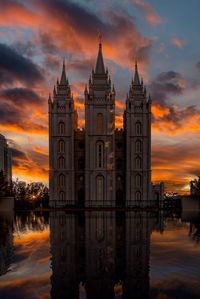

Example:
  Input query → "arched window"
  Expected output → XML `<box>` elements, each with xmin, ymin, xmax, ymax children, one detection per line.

<box><xmin>96</xmin><ymin>175</ymin><xmax>104</xmax><ymax>201</ymax></box>
<box><xmin>78</xmin><ymin>157</ymin><xmax>85</xmax><ymax>170</ymax></box>
<box><xmin>58</xmin><ymin>140</ymin><xmax>65</xmax><ymax>153</ymax></box>
<box><xmin>59</xmin><ymin>191</ymin><xmax>65</xmax><ymax>201</ymax></box>
<box><xmin>96</xmin><ymin>113</ymin><xmax>104</xmax><ymax>134</ymax></box>
<box><xmin>116</xmin><ymin>158</ymin><xmax>123</xmax><ymax>170</ymax></box>
<box><xmin>135</xmin><ymin>140</ymin><xmax>142</xmax><ymax>153</ymax></box>
<box><xmin>136</xmin><ymin>191</ymin><xmax>141</xmax><ymax>201</ymax></box>
<box><xmin>135</xmin><ymin>156</ymin><xmax>142</xmax><ymax>169</ymax></box>
<box><xmin>136</xmin><ymin>174</ymin><xmax>142</xmax><ymax>187</ymax></box>
<box><xmin>58</xmin><ymin>122</ymin><xmax>65</xmax><ymax>135</ymax></box>
<box><xmin>58</xmin><ymin>156</ymin><xmax>65</xmax><ymax>169</ymax></box>
<box><xmin>135</xmin><ymin>121</ymin><xmax>142</xmax><ymax>136</ymax></box>
<box><xmin>96</xmin><ymin>141</ymin><xmax>104</xmax><ymax>168</ymax></box>
<box><xmin>59</xmin><ymin>174</ymin><xmax>65</xmax><ymax>187</ymax></box>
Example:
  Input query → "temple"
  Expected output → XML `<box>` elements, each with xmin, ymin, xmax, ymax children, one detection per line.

<box><xmin>48</xmin><ymin>39</ymin><xmax>152</xmax><ymax>207</ymax></box>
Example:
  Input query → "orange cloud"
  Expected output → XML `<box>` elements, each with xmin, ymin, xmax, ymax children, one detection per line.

<box><xmin>116</xmin><ymin>100</ymin><xmax>124</xmax><ymax>110</ymax></box>
<box><xmin>171</xmin><ymin>36</ymin><xmax>185</xmax><ymax>48</ymax></box>
<box><xmin>152</xmin><ymin>104</ymin><xmax>200</xmax><ymax>135</ymax></box>
<box><xmin>132</xmin><ymin>0</ymin><xmax>163</xmax><ymax>25</ymax></box>
<box><xmin>0</xmin><ymin>1</ymin><xmax>40</xmax><ymax>28</ymax></box>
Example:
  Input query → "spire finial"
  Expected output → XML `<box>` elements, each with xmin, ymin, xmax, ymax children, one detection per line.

<box><xmin>95</xmin><ymin>32</ymin><xmax>105</xmax><ymax>74</ymax></box>
<box><xmin>53</xmin><ymin>86</ymin><xmax>56</xmax><ymax>97</ymax></box>
<box><xmin>60</xmin><ymin>57</ymin><xmax>67</xmax><ymax>85</ymax></box>
<box><xmin>133</xmin><ymin>60</ymin><xmax>140</xmax><ymax>85</ymax></box>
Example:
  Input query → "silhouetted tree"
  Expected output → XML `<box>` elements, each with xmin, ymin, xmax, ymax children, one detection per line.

<box><xmin>12</xmin><ymin>179</ymin><xmax>49</xmax><ymax>209</ymax></box>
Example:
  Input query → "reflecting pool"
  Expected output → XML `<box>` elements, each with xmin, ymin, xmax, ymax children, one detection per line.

<box><xmin>0</xmin><ymin>210</ymin><xmax>200</xmax><ymax>299</ymax></box>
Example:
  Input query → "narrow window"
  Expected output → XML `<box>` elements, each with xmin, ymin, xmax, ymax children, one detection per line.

<box><xmin>135</xmin><ymin>121</ymin><xmax>142</xmax><ymax>136</ymax></box>
<box><xmin>58</xmin><ymin>122</ymin><xmax>65</xmax><ymax>135</ymax></box>
<box><xmin>58</xmin><ymin>156</ymin><xmax>65</xmax><ymax>169</ymax></box>
<box><xmin>96</xmin><ymin>113</ymin><xmax>104</xmax><ymax>134</ymax></box>
<box><xmin>96</xmin><ymin>141</ymin><xmax>104</xmax><ymax>168</ymax></box>
<box><xmin>135</xmin><ymin>156</ymin><xmax>142</xmax><ymax>169</ymax></box>
<box><xmin>59</xmin><ymin>174</ymin><xmax>65</xmax><ymax>187</ymax></box>
<box><xmin>136</xmin><ymin>174</ymin><xmax>142</xmax><ymax>187</ymax></box>
<box><xmin>96</xmin><ymin>175</ymin><xmax>104</xmax><ymax>201</ymax></box>
<box><xmin>58</xmin><ymin>140</ymin><xmax>65</xmax><ymax>153</ymax></box>
<box><xmin>135</xmin><ymin>140</ymin><xmax>142</xmax><ymax>153</ymax></box>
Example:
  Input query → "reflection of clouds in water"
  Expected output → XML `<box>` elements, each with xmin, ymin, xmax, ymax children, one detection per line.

<box><xmin>151</xmin><ymin>219</ymin><xmax>200</xmax><ymax>298</ymax></box>
<box><xmin>0</xmin><ymin>220</ymin><xmax>51</xmax><ymax>299</ymax></box>
<box><xmin>0</xmin><ymin>212</ymin><xmax>200</xmax><ymax>298</ymax></box>
<box><xmin>152</xmin><ymin>278</ymin><xmax>200</xmax><ymax>299</ymax></box>
<box><xmin>0</xmin><ymin>274</ymin><xmax>50</xmax><ymax>299</ymax></box>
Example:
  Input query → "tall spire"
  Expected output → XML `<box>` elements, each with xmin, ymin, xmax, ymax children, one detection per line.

<box><xmin>60</xmin><ymin>58</ymin><xmax>67</xmax><ymax>85</ymax></box>
<box><xmin>95</xmin><ymin>33</ymin><xmax>105</xmax><ymax>74</ymax></box>
<box><xmin>133</xmin><ymin>61</ymin><xmax>140</xmax><ymax>85</ymax></box>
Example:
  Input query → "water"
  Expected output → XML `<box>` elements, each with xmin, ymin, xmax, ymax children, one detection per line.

<box><xmin>0</xmin><ymin>210</ymin><xmax>200</xmax><ymax>299</ymax></box>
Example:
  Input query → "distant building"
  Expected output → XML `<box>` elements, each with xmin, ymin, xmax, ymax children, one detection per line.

<box><xmin>48</xmin><ymin>39</ymin><xmax>151</xmax><ymax>207</ymax></box>
<box><xmin>152</xmin><ymin>182</ymin><xmax>164</xmax><ymax>201</ymax></box>
<box><xmin>0</xmin><ymin>134</ymin><xmax>12</xmax><ymax>183</ymax></box>
<box><xmin>190</xmin><ymin>176</ymin><xmax>200</xmax><ymax>196</ymax></box>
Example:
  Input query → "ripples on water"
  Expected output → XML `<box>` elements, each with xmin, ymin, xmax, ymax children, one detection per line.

<box><xmin>0</xmin><ymin>210</ymin><xmax>200</xmax><ymax>299</ymax></box>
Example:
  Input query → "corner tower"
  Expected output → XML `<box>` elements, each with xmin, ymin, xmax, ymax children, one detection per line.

<box><xmin>85</xmin><ymin>38</ymin><xmax>115</xmax><ymax>206</ymax></box>
<box><xmin>124</xmin><ymin>63</ymin><xmax>151</xmax><ymax>203</ymax></box>
<box><xmin>49</xmin><ymin>61</ymin><xmax>78</xmax><ymax>207</ymax></box>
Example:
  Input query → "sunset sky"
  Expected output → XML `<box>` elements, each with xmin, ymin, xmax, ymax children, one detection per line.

<box><xmin>1</xmin><ymin>0</ymin><xmax>200</xmax><ymax>192</ymax></box>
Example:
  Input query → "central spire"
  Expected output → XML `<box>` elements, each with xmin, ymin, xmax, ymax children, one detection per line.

<box><xmin>60</xmin><ymin>58</ymin><xmax>68</xmax><ymax>85</ymax></box>
<box><xmin>95</xmin><ymin>33</ymin><xmax>105</xmax><ymax>74</ymax></box>
<box><xmin>133</xmin><ymin>61</ymin><xmax>140</xmax><ymax>85</ymax></box>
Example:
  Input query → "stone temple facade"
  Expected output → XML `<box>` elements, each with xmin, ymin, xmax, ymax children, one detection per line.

<box><xmin>48</xmin><ymin>40</ymin><xmax>151</xmax><ymax>207</ymax></box>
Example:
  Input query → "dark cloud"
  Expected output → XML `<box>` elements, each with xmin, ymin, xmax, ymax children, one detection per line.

<box><xmin>13</xmin><ymin>41</ymin><xmax>37</xmax><ymax>57</ymax></box>
<box><xmin>35</xmin><ymin>0</ymin><xmax>151</xmax><ymax>64</ymax></box>
<box><xmin>0</xmin><ymin>103</ymin><xmax>21</xmax><ymax>124</ymax></box>
<box><xmin>196</xmin><ymin>61</ymin><xmax>200</xmax><ymax>71</ymax></box>
<box><xmin>68</xmin><ymin>58</ymin><xmax>94</xmax><ymax>72</ymax></box>
<box><xmin>0</xmin><ymin>88</ymin><xmax>43</xmax><ymax>107</ymax></box>
<box><xmin>149</xmin><ymin>71</ymin><xmax>184</xmax><ymax>105</ymax></box>
<box><xmin>43</xmin><ymin>54</ymin><xmax>60</xmax><ymax>70</ymax></box>
<box><xmin>0</xmin><ymin>43</ymin><xmax>44</xmax><ymax>86</ymax></box>
<box><xmin>39</xmin><ymin>32</ymin><xmax>58</xmax><ymax>54</ymax></box>
<box><xmin>37</xmin><ymin>0</ymin><xmax>106</xmax><ymax>37</ymax></box>
<box><xmin>0</xmin><ymin>101</ymin><xmax>47</xmax><ymax>133</ymax></box>
<box><xmin>128</xmin><ymin>42</ymin><xmax>152</xmax><ymax>63</ymax></box>
<box><xmin>11</xmin><ymin>148</ymin><xmax>28</xmax><ymax>161</ymax></box>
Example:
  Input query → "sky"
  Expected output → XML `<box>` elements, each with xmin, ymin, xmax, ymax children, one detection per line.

<box><xmin>0</xmin><ymin>0</ymin><xmax>200</xmax><ymax>192</ymax></box>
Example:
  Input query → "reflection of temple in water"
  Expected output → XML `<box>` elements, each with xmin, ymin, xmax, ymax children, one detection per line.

<box><xmin>0</xmin><ymin>213</ymin><xmax>13</xmax><ymax>276</ymax></box>
<box><xmin>189</xmin><ymin>220</ymin><xmax>200</xmax><ymax>243</ymax></box>
<box><xmin>50</xmin><ymin>211</ymin><xmax>161</xmax><ymax>299</ymax></box>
